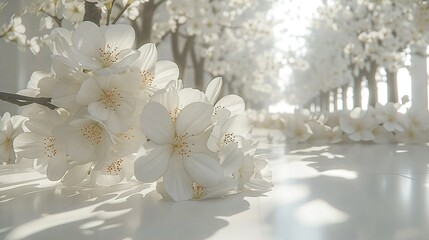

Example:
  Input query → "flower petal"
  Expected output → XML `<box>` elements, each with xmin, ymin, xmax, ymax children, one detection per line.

<box><xmin>134</xmin><ymin>143</ymin><xmax>172</xmax><ymax>182</ymax></box>
<box><xmin>224</xmin><ymin>115</ymin><xmax>252</xmax><ymax>137</ymax></box>
<box><xmin>178</xmin><ymin>88</ymin><xmax>208</xmax><ymax>108</ymax></box>
<box><xmin>109</xmin><ymin>50</ymin><xmax>140</xmax><ymax>69</ymax></box>
<box><xmin>184</xmin><ymin>152</ymin><xmax>223</xmax><ymax>187</ymax></box>
<box><xmin>76</xmin><ymin>78</ymin><xmax>103</xmax><ymax>105</ymax></box>
<box><xmin>219</xmin><ymin>142</ymin><xmax>244</xmax><ymax>175</ymax></box>
<box><xmin>71</xmin><ymin>21</ymin><xmax>104</xmax><ymax>58</ymax></box>
<box><xmin>106</xmin><ymin>114</ymin><xmax>131</xmax><ymax>133</ymax></box>
<box><xmin>163</xmin><ymin>154</ymin><xmax>193</xmax><ymax>201</ymax></box>
<box><xmin>339</xmin><ymin>115</ymin><xmax>355</xmax><ymax>134</ymax></box>
<box><xmin>62</xmin><ymin>162</ymin><xmax>92</xmax><ymax>186</ymax></box>
<box><xmin>102</xmin><ymin>24</ymin><xmax>135</xmax><ymax>50</ymax></box>
<box><xmin>51</xmin><ymin>81</ymin><xmax>82</xmax><ymax>111</ymax></box>
<box><xmin>215</xmin><ymin>95</ymin><xmax>245</xmax><ymax>116</ymax></box>
<box><xmin>154</xmin><ymin>60</ymin><xmax>179</xmax><ymax>88</ymax></box>
<box><xmin>176</xmin><ymin>102</ymin><xmax>213</xmax><ymax>136</ymax></box>
<box><xmin>88</xmin><ymin>102</ymin><xmax>110</xmax><ymax>121</ymax></box>
<box><xmin>150</xmin><ymin>87</ymin><xmax>179</xmax><ymax>113</ymax></box>
<box><xmin>137</xmin><ymin>43</ymin><xmax>157</xmax><ymax>71</ymax></box>
<box><xmin>116</xmin><ymin>92</ymin><xmax>136</xmax><ymax>118</ymax></box>
<box><xmin>141</xmin><ymin>102</ymin><xmax>174</xmax><ymax>144</ymax></box>
<box><xmin>203</xmin><ymin>177</ymin><xmax>238</xmax><ymax>199</ymax></box>
<box><xmin>205</xmin><ymin>77</ymin><xmax>223</xmax><ymax>105</ymax></box>
<box><xmin>91</xmin><ymin>170</ymin><xmax>124</xmax><ymax>186</ymax></box>
<box><xmin>46</xmin><ymin>151</ymin><xmax>68</xmax><ymax>181</ymax></box>
<box><xmin>13</xmin><ymin>133</ymin><xmax>45</xmax><ymax>158</ymax></box>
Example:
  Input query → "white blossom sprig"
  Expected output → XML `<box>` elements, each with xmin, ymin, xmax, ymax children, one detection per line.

<box><xmin>278</xmin><ymin>102</ymin><xmax>429</xmax><ymax>144</ymax></box>
<box><xmin>1</xmin><ymin>20</ymin><xmax>272</xmax><ymax>202</ymax></box>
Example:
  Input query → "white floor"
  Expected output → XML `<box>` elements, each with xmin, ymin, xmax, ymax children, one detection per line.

<box><xmin>1</xmin><ymin>130</ymin><xmax>429</xmax><ymax>240</ymax></box>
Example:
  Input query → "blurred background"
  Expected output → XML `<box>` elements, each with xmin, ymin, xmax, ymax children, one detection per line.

<box><xmin>1</xmin><ymin>0</ymin><xmax>429</xmax><ymax>116</ymax></box>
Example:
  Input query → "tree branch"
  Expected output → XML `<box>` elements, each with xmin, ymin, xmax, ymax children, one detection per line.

<box><xmin>106</xmin><ymin>0</ymin><xmax>116</xmax><ymax>25</ymax></box>
<box><xmin>154</xmin><ymin>0</ymin><xmax>166</xmax><ymax>8</ymax></box>
<box><xmin>112</xmin><ymin>2</ymin><xmax>131</xmax><ymax>24</ymax></box>
<box><xmin>84</xmin><ymin>1</ymin><xmax>101</xmax><ymax>26</ymax></box>
<box><xmin>155</xmin><ymin>31</ymin><xmax>170</xmax><ymax>47</ymax></box>
<box><xmin>40</xmin><ymin>9</ymin><xmax>63</xmax><ymax>27</ymax></box>
<box><xmin>0</xmin><ymin>92</ymin><xmax>58</xmax><ymax>110</ymax></box>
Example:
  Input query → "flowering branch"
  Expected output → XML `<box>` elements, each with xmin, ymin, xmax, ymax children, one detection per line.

<box><xmin>0</xmin><ymin>92</ymin><xmax>57</xmax><ymax>110</ymax></box>
<box><xmin>40</xmin><ymin>9</ymin><xmax>63</xmax><ymax>27</ymax></box>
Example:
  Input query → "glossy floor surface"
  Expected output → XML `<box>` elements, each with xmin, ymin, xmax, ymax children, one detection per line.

<box><xmin>1</xmin><ymin>129</ymin><xmax>429</xmax><ymax>240</ymax></box>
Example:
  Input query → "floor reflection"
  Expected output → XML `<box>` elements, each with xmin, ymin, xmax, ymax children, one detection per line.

<box><xmin>263</xmin><ymin>142</ymin><xmax>429</xmax><ymax>240</ymax></box>
<box><xmin>0</xmin><ymin>166</ymin><xmax>252</xmax><ymax>240</ymax></box>
<box><xmin>2</xmin><ymin>137</ymin><xmax>429</xmax><ymax>239</ymax></box>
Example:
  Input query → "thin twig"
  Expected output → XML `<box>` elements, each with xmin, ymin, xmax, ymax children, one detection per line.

<box><xmin>106</xmin><ymin>0</ymin><xmax>116</xmax><ymax>25</ymax></box>
<box><xmin>112</xmin><ymin>2</ymin><xmax>131</xmax><ymax>24</ymax></box>
<box><xmin>40</xmin><ymin>9</ymin><xmax>63</xmax><ymax>27</ymax></box>
<box><xmin>155</xmin><ymin>31</ymin><xmax>171</xmax><ymax>47</ymax></box>
<box><xmin>0</xmin><ymin>92</ymin><xmax>58</xmax><ymax>110</ymax></box>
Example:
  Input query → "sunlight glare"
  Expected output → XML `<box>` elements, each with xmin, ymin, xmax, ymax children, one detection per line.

<box><xmin>295</xmin><ymin>199</ymin><xmax>349</xmax><ymax>226</ymax></box>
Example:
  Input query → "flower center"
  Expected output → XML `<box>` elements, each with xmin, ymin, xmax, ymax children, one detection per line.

<box><xmin>294</xmin><ymin>127</ymin><xmax>303</xmax><ymax>137</ymax></box>
<box><xmin>101</xmin><ymin>88</ymin><xmax>122</xmax><ymax>111</ymax></box>
<box><xmin>355</xmin><ymin>123</ymin><xmax>363</xmax><ymax>132</ymax></box>
<box><xmin>43</xmin><ymin>137</ymin><xmax>57</xmax><ymax>158</ymax></box>
<box><xmin>170</xmin><ymin>108</ymin><xmax>180</xmax><ymax>122</ymax></box>
<box><xmin>214</xmin><ymin>105</ymin><xmax>226</xmax><ymax>115</ymax></box>
<box><xmin>99</xmin><ymin>44</ymin><xmax>119</xmax><ymax>67</ymax></box>
<box><xmin>81</xmin><ymin>123</ymin><xmax>103</xmax><ymax>146</ymax></box>
<box><xmin>222</xmin><ymin>132</ymin><xmax>236</xmax><ymax>146</ymax></box>
<box><xmin>192</xmin><ymin>183</ymin><xmax>205</xmax><ymax>199</ymax></box>
<box><xmin>173</xmin><ymin>133</ymin><xmax>194</xmax><ymax>157</ymax></box>
<box><xmin>119</xmin><ymin>127</ymin><xmax>135</xmax><ymax>141</ymax></box>
<box><xmin>140</xmin><ymin>70</ymin><xmax>155</xmax><ymax>88</ymax></box>
<box><xmin>106</xmin><ymin>159</ymin><xmax>124</xmax><ymax>175</ymax></box>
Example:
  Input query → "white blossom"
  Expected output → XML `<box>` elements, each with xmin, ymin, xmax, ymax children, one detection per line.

<box><xmin>0</xmin><ymin>113</ymin><xmax>26</xmax><ymax>164</ymax></box>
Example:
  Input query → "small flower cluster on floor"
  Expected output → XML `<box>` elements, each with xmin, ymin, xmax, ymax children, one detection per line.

<box><xmin>0</xmin><ymin>21</ymin><xmax>272</xmax><ymax>201</ymax></box>
<box><xmin>282</xmin><ymin>102</ymin><xmax>429</xmax><ymax>144</ymax></box>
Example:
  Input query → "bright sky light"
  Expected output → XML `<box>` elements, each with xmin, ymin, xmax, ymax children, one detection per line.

<box><xmin>268</xmin><ymin>0</ymin><xmax>414</xmax><ymax>113</ymax></box>
<box><xmin>269</xmin><ymin>0</ymin><xmax>321</xmax><ymax>113</ymax></box>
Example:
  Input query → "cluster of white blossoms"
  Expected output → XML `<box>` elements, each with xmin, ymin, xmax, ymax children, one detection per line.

<box><xmin>0</xmin><ymin>113</ymin><xmax>26</xmax><ymax>164</ymax></box>
<box><xmin>0</xmin><ymin>14</ymin><xmax>41</xmax><ymax>54</ymax></box>
<box><xmin>135</xmin><ymin>78</ymin><xmax>272</xmax><ymax>201</ymax></box>
<box><xmin>282</xmin><ymin>102</ymin><xmax>429</xmax><ymax>144</ymax></box>
<box><xmin>2</xmin><ymin>21</ymin><xmax>272</xmax><ymax>201</ymax></box>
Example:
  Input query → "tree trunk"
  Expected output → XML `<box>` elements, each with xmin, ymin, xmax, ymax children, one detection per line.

<box><xmin>190</xmin><ymin>45</ymin><xmax>205</xmax><ymax>90</ymax></box>
<box><xmin>171</xmin><ymin>32</ymin><xmax>193</xmax><ymax>80</ymax></box>
<box><xmin>314</xmin><ymin>95</ymin><xmax>319</xmax><ymax>112</ymax></box>
<box><xmin>410</xmin><ymin>44</ymin><xmax>428</xmax><ymax>111</ymax></box>
<box><xmin>137</xmin><ymin>1</ymin><xmax>156</xmax><ymax>46</ymax></box>
<box><xmin>84</xmin><ymin>2</ymin><xmax>101</xmax><ymax>26</ymax></box>
<box><xmin>353</xmin><ymin>72</ymin><xmax>363</xmax><ymax>108</ymax></box>
<box><xmin>386</xmin><ymin>70</ymin><xmax>398</xmax><ymax>103</ymax></box>
<box><xmin>333</xmin><ymin>89</ymin><xmax>338</xmax><ymax>111</ymax></box>
<box><xmin>366</xmin><ymin>62</ymin><xmax>378</xmax><ymax>107</ymax></box>
<box><xmin>320</xmin><ymin>92</ymin><xmax>329</xmax><ymax>112</ymax></box>
<box><xmin>194</xmin><ymin>59</ymin><xmax>205</xmax><ymax>90</ymax></box>
<box><xmin>342</xmin><ymin>84</ymin><xmax>348</xmax><ymax>110</ymax></box>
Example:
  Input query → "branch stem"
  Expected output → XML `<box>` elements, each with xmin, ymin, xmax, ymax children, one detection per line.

<box><xmin>0</xmin><ymin>92</ymin><xmax>57</xmax><ymax>110</ymax></box>
<box><xmin>112</xmin><ymin>2</ymin><xmax>131</xmax><ymax>24</ymax></box>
